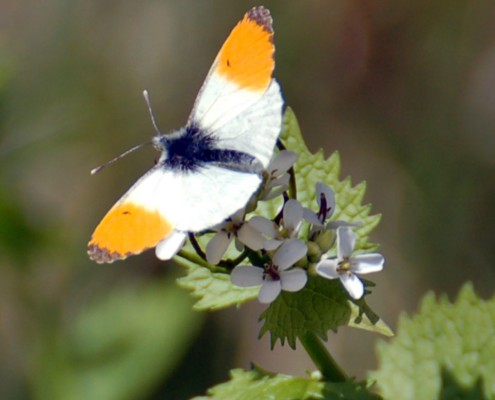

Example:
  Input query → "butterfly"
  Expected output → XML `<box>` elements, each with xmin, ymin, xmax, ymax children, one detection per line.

<box><xmin>88</xmin><ymin>6</ymin><xmax>284</xmax><ymax>263</ymax></box>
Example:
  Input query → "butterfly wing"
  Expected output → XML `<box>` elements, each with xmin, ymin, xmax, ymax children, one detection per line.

<box><xmin>210</xmin><ymin>79</ymin><xmax>283</xmax><ymax>169</ymax></box>
<box><xmin>88</xmin><ymin>6</ymin><xmax>282</xmax><ymax>263</ymax></box>
<box><xmin>188</xmin><ymin>6</ymin><xmax>280</xmax><ymax>138</ymax></box>
<box><xmin>88</xmin><ymin>165</ymin><xmax>262</xmax><ymax>263</ymax></box>
<box><xmin>88</xmin><ymin>168</ymin><xmax>176</xmax><ymax>263</ymax></box>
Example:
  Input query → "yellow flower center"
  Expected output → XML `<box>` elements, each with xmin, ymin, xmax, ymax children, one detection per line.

<box><xmin>337</xmin><ymin>258</ymin><xmax>352</xmax><ymax>274</ymax></box>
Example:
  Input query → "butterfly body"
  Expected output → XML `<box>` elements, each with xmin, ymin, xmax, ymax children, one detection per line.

<box><xmin>89</xmin><ymin>6</ymin><xmax>283</xmax><ymax>263</ymax></box>
<box><xmin>152</xmin><ymin>125</ymin><xmax>262</xmax><ymax>174</ymax></box>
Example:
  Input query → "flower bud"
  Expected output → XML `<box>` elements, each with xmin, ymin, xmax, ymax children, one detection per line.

<box><xmin>315</xmin><ymin>229</ymin><xmax>335</xmax><ymax>253</ymax></box>
<box><xmin>306</xmin><ymin>241</ymin><xmax>321</xmax><ymax>262</ymax></box>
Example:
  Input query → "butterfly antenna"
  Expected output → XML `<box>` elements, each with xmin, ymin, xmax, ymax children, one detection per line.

<box><xmin>143</xmin><ymin>90</ymin><xmax>161</xmax><ymax>135</ymax></box>
<box><xmin>91</xmin><ymin>90</ymin><xmax>160</xmax><ymax>175</ymax></box>
<box><xmin>91</xmin><ymin>141</ymin><xmax>152</xmax><ymax>175</ymax></box>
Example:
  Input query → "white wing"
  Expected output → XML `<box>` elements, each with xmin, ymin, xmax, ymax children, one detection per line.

<box><xmin>188</xmin><ymin>7</ymin><xmax>277</xmax><ymax>134</ymax></box>
<box><xmin>210</xmin><ymin>80</ymin><xmax>283</xmax><ymax>169</ymax></box>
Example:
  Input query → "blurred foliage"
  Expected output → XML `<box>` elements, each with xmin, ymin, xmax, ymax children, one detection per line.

<box><xmin>193</xmin><ymin>368</ymin><xmax>380</xmax><ymax>400</ymax></box>
<box><xmin>0</xmin><ymin>185</ymin><xmax>44</xmax><ymax>265</ymax></box>
<box><xmin>33</xmin><ymin>280</ymin><xmax>203</xmax><ymax>400</ymax></box>
<box><xmin>1</xmin><ymin>0</ymin><xmax>495</xmax><ymax>399</ymax></box>
<box><xmin>370</xmin><ymin>283</ymin><xmax>495</xmax><ymax>399</ymax></box>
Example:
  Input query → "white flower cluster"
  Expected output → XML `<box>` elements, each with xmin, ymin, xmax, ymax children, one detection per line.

<box><xmin>232</xmin><ymin>152</ymin><xmax>384</xmax><ymax>303</ymax></box>
<box><xmin>171</xmin><ymin>150</ymin><xmax>385</xmax><ymax>304</ymax></box>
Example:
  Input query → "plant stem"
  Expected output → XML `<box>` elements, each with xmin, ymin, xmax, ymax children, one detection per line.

<box><xmin>188</xmin><ymin>233</ymin><xmax>207</xmax><ymax>261</ymax></box>
<box><xmin>288</xmin><ymin>165</ymin><xmax>297</xmax><ymax>199</ymax></box>
<box><xmin>176</xmin><ymin>250</ymin><xmax>227</xmax><ymax>273</ymax></box>
<box><xmin>276</xmin><ymin>139</ymin><xmax>297</xmax><ymax>199</ymax></box>
<box><xmin>300</xmin><ymin>332</ymin><xmax>348</xmax><ymax>382</ymax></box>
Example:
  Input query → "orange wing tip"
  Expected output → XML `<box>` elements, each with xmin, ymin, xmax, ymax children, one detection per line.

<box><xmin>88</xmin><ymin>202</ymin><xmax>174</xmax><ymax>263</ymax></box>
<box><xmin>216</xmin><ymin>6</ymin><xmax>275</xmax><ymax>91</ymax></box>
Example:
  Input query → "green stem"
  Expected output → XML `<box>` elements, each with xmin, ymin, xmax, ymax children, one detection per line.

<box><xmin>224</xmin><ymin>249</ymin><xmax>249</xmax><ymax>268</ymax></box>
<box><xmin>276</xmin><ymin>138</ymin><xmax>297</xmax><ymax>199</ymax></box>
<box><xmin>300</xmin><ymin>332</ymin><xmax>348</xmax><ymax>382</ymax></box>
<box><xmin>176</xmin><ymin>250</ymin><xmax>227</xmax><ymax>273</ymax></box>
<box><xmin>188</xmin><ymin>233</ymin><xmax>207</xmax><ymax>261</ymax></box>
<box><xmin>288</xmin><ymin>165</ymin><xmax>297</xmax><ymax>199</ymax></box>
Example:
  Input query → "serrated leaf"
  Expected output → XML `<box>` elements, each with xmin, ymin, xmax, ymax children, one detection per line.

<box><xmin>192</xmin><ymin>368</ymin><xmax>381</xmax><ymax>400</ymax></box>
<box><xmin>279</xmin><ymin>107</ymin><xmax>381</xmax><ymax>250</ymax></box>
<box><xmin>176</xmin><ymin>255</ymin><xmax>258</xmax><ymax>310</ymax></box>
<box><xmin>260</xmin><ymin>277</ymin><xmax>392</xmax><ymax>349</ymax></box>
<box><xmin>369</xmin><ymin>283</ymin><xmax>495</xmax><ymax>400</ymax></box>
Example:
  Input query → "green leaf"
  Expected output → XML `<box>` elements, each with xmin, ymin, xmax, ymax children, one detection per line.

<box><xmin>192</xmin><ymin>368</ymin><xmax>381</xmax><ymax>400</ymax></box>
<box><xmin>0</xmin><ymin>188</ymin><xmax>45</xmax><ymax>265</ymax></box>
<box><xmin>369</xmin><ymin>283</ymin><xmax>495</xmax><ymax>400</ymax></box>
<box><xmin>176</xmin><ymin>254</ymin><xmax>258</xmax><ymax>311</ymax></box>
<box><xmin>260</xmin><ymin>277</ymin><xmax>393</xmax><ymax>349</ymax></box>
<box><xmin>33</xmin><ymin>279</ymin><xmax>203</xmax><ymax>400</ymax></box>
<box><xmin>278</xmin><ymin>107</ymin><xmax>381</xmax><ymax>250</ymax></box>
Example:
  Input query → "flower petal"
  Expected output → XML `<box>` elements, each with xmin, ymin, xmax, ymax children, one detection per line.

<box><xmin>263</xmin><ymin>239</ymin><xmax>283</xmax><ymax>251</ymax></box>
<box><xmin>273</xmin><ymin>238</ymin><xmax>307</xmax><ymax>270</ymax></box>
<box><xmin>205</xmin><ymin>231</ymin><xmax>232</xmax><ymax>265</ymax></box>
<box><xmin>237</xmin><ymin>223</ymin><xmax>265</xmax><ymax>250</ymax></box>
<box><xmin>315</xmin><ymin>258</ymin><xmax>340</xmax><ymax>279</ymax></box>
<box><xmin>267</xmin><ymin>174</ymin><xmax>290</xmax><ymax>190</ymax></box>
<box><xmin>316</xmin><ymin>182</ymin><xmax>335</xmax><ymax>212</ymax></box>
<box><xmin>268</xmin><ymin>150</ymin><xmax>297</xmax><ymax>176</ymax></box>
<box><xmin>248</xmin><ymin>216</ymin><xmax>278</xmax><ymax>238</ymax></box>
<box><xmin>352</xmin><ymin>253</ymin><xmax>384</xmax><ymax>274</ymax></box>
<box><xmin>258</xmin><ymin>280</ymin><xmax>282</xmax><ymax>304</ymax></box>
<box><xmin>230</xmin><ymin>208</ymin><xmax>245</xmax><ymax>223</ymax></box>
<box><xmin>337</xmin><ymin>227</ymin><xmax>356</xmax><ymax>259</ymax></box>
<box><xmin>283</xmin><ymin>199</ymin><xmax>303</xmax><ymax>233</ymax></box>
<box><xmin>155</xmin><ymin>231</ymin><xmax>187</xmax><ymax>260</ymax></box>
<box><xmin>326</xmin><ymin>220</ymin><xmax>362</xmax><ymax>230</ymax></box>
<box><xmin>340</xmin><ymin>273</ymin><xmax>364</xmax><ymax>299</ymax></box>
<box><xmin>262</xmin><ymin>185</ymin><xmax>287</xmax><ymax>201</ymax></box>
<box><xmin>303</xmin><ymin>208</ymin><xmax>322</xmax><ymax>226</ymax></box>
<box><xmin>280</xmin><ymin>268</ymin><xmax>307</xmax><ymax>292</ymax></box>
<box><xmin>231</xmin><ymin>265</ymin><xmax>264</xmax><ymax>287</ymax></box>
<box><xmin>234</xmin><ymin>237</ymin><xmax>245</xmax><ymax>252</ymax></box>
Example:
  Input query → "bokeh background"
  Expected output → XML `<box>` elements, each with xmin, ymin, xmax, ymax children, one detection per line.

<box><xmin>1</xmin><ymin>0</ymin><xmax>494</xmax><ymax>398</ymax></box>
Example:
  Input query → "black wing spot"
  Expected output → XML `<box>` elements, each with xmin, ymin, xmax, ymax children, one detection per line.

<box><xmin>159</xmin><ymin>124</ymin><xmax>263</xmax><ymax>174</ymax></box>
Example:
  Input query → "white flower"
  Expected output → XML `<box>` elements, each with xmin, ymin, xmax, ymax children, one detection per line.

<box><xmin>249</xmin><ymin>199</ymin><xmax>304</xmax><ymax>251</ymax></box>
<box><xmin>231</xmin><ymin>238</ymin><xmax>308</xmax><ymax>304</ymax></box>
<box><xmin>260</xmin><ymin>150</ymin><xmax>297</xmax><ymax>200</ymax></box>
<box><xmin>205</xmin><ymin>209</ymin><xmax>265</xmax><ymax>265</ymax></box>
<box><xmin>155</xmin><ymin>230</ymin><xmax>187</xmax><ymax>260</ymax></box>
<box><xmin>303</xmin><ymin>182</ymin><xmax>336</xmax><ymax>231</ymax></box>
<box><xmin>315</xmin><ymin>227</ymin><xmax>384</xmax><ymax>299</ymax></box>
<box><xmin>304</xmin><ymin>182</ymin><xmax>361</xmax><ymax>236</ymax></box>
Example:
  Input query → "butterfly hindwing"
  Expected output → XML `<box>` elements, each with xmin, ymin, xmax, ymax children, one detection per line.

<box><xmin>88</xmin><ymin>165</ymin><xmax>262</xmax><ymax>263</ymax></box>
<box><xmin>88</xmin><ymin>168</ymin><xmax>176</xmax><ymax>263</ymax></box>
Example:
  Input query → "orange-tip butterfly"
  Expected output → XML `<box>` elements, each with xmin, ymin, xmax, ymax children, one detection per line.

<box><xmin>88</xmin><ymin>6</ymin><xmax>283</xmax><ymax>263</ymax></box>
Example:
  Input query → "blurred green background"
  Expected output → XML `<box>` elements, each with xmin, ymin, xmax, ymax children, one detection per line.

<box><xmin>1</xmin><ymin>0</ymin><xmax>494</xmax><ymax>399</ymax></box>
